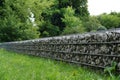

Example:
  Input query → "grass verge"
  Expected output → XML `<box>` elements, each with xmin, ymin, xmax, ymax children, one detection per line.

<box><xmin>0</xmin><ymin>49</ymin><xmax>119</xmax><ymax>80</ymax></box>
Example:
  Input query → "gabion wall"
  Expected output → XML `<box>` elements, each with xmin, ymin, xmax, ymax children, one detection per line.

<box><xmin>0</xmin><ymin>31</ymin><xmax>120</xmax><ymax>71</ymax></box>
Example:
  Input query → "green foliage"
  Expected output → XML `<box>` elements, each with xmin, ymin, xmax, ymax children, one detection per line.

<box><xmin>62</xmin><ymin>6</ymin><xmax>80</xmax><ymax>27</ymax></box>
<box><xmin>0</xmin><ymin>15</ymin><xmax>39</xmax><ymax>42</ymax></box>
<box><xmin>27</xmin><ymin>0</ymin><xmax>62</xmax><ymax>36</ymax></box>
<box><xmin>30</xmin><ymin>0</ymin><xmax>89</xmax><ymax>36</ymax></box>
<box><xmin>0</xmin><ymin>49</ymin><xmax>119</xmax><ymax>80</ymax></box>
<box><xmin>104</xmin><ymin>62</ymin><xmax>117</xmax><ymax>79</ymax></box>
<box><xmin>98</xmin><ymin>13</ymin><xmax>120</xmax><ymax>29</ymax></box>
<box><xmin>97</xmin><ymin>26</ymin><xmax>107</xmax><ymax>31</ymax></box>
<box><xmin>39</xmin><ymin>22</ymin><xmax>60</xmax><ymax>37</ymax></box>
<box><xmin>42</xmin><ymin>31</ymin><xmax>49</xmax><ymax>37</ymax></box>
<box><xmin>27</xmin><ymin>0</ymin><xmax>57</xmax><ymax>22</ymax></box>
<box><xmin>20</xmin><ymin>24</ymin><xmax>40</xmax><ymax>40</ymax></box>
<box><xmin>0</xmin><ymin>0</ymin><xmax>90</xmax><ymax>40</ymax></box>
<box><xmin>51</xmin><ymin>11</ymin><xmax>65</xmax><ymax>31</ymax></box>
<box><xmin>110</xmin><ymin>12</ymin><xmax>120</xmax><ymax>17</ymax></box>
<box><xmin>62</xmin><ymin>26</ymin><xmax>85</xmax><ymax>35</ymax></box>
<box><xmin>0</xmin><ymin>0</ymin><xmax>5</xmax><ymax>7</ymax></box>
<box><xmin>0</xmin><ymin>15</ymin><xmax>21</xmax><ymax>42</ymax></box>
<box><xmin>82</xmin><ymin>16</ymin><xmax>104</xmax><ymax>32</ymax></box>
<box><xmin>61</xmin><ymin>6</ymin><xmax>85</xmax><ymax>35</ymax></box>
<box><xmin>0</xmin><ymin>0</ymin><xmax>40</xmax><ymax>42</ymax></box>
<box><xmin>58</xmin><ymin>0</ymin><xmax>89</xmax><ymax>16</ymax></box>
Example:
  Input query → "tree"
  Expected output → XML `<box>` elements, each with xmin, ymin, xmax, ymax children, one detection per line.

<box><xmin>58</xmin><ymin>0</ymin><xmax>89</xmax><ymax>16</ymax></box>
<box><xmin>0</xmin><ymin>0</ymin><xmax>90</xmax><ymax>41</ymax></box>
<box><xmin>33</xmin><ymin>0</ymin><xmax>89</xmax><ymax>36</ymax></box>
<box><xmin>82</xmin><ymin>16</ymin><xmax>104</xmax><ymax>32</ymax></box>
<box><xmin>61</xmin><ymin>6</ymin><xmax>85</xmax><ymax>35</ymax></box>
<box><xmin>39</xmin><ymin>21</ymin><xmax>60</xmax><ymax>37</ymax></box>
<box><xmin>98</xmin><ymin>13</ymin><xmax>120</xmax><ymax>29</ymax></box>
<box><xmin>0</xmin><ymin>0</ymin><xmax>40</xmax><ymax>42</ymax></box>
<box><xmin>27</xmin><ymin>0</ymin><xmax>62</xmax><ymax>36</ymax></box>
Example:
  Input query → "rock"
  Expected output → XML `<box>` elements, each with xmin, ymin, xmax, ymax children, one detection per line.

<box><xmin>0</xmin><ymin>31</ymin><xmax>120</xmax><ymax>71</ymax></box>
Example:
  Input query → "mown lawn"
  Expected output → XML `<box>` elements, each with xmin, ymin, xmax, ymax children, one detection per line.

<box><xmin>0</xmin><ymin>49</ymin><xmax>119</xmax><ymax>80</ymax></box>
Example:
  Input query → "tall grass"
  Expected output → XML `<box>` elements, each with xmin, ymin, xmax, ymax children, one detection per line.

<box><xmin>0</xmin><ymin>49</ymin><xmax>119</xmax><ymax>80</ymax></box>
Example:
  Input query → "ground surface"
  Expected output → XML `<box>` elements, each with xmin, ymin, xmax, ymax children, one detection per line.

<box><xmin>0</xmin><ymin>49</ymin><xmax>119</xmax><ymax>80</ymax></box>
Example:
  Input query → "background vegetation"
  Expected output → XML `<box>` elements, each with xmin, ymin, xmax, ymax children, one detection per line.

<box><xmin>0</xmin><ymin>0</ymin><xmax>120</xmax><ymax>42</ymax></box>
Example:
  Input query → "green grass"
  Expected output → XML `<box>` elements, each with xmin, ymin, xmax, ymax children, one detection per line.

<box><xmin>0</xmin><ymin>49</ymin><xmax>119</xmax><ymax>80</ymax></box>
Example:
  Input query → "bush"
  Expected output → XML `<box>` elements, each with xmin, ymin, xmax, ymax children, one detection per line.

<box><xmin>98</xmin><ymin>14</ymin><xmax>120</xmax><ymax>29</ymax></box>
<box><xmin>82</xmin><ymin>16</ymin><xmax>103</xmax><ymax>32</ymax></box>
